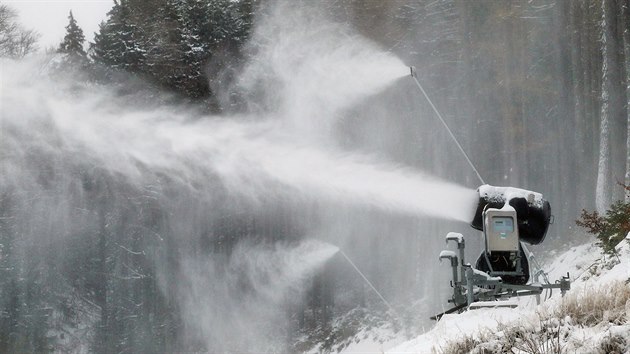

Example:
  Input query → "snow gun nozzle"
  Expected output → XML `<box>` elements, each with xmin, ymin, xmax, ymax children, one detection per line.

<box><xmin>410</xmin><ymin>66</ymin><xmax>417</xmax><ymax>78</ymax></box>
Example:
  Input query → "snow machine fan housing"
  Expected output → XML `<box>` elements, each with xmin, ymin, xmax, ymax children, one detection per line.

<box><xmin>470</xmin><ymin>185</ymin><xmax>552</xmax><ymax>245</ymax></box>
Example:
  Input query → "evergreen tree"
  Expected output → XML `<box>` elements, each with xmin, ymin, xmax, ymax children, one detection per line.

<box><xmin>91</xmin><ymin>0</ymin><xmax>146</xmax><ymax>74</ymax></box>
<box><xmin>88</xmin><ymin>0</ymin><xmax>255</xmax><ymax>102</ymax></box>
<box><xmin>58</xmin><ymin>10</ymin><xmax>86</xmax><ymax>59</ymax></box>
<box><xmin>202</xmin><ymin>0</ymin><xmax>255</xmax><ymax>107</ymax></box>
<box><xmin>179</xmin><ymin>0</ymin><xmax>212</xmax><ymax>97</ymax></box>
<box><xmin>143</xmin><ymin>0</ymin><xmax>191</xmax><ymax>93</ymax></box>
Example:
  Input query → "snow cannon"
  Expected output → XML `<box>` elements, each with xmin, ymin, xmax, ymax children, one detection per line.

<box><xmin>470</xmin><ymin>185</ymin><xmax>552</xmax><ymax>245</ymax></box>
<box><xmin>406</xmin><ymin>62</ymin><xmax>570</xmax><ymax>318</ymax></box>
<box><xmin>432</xmin><ymin>185</ymin><xmax>569</xmax><ymax>320</ymax></box>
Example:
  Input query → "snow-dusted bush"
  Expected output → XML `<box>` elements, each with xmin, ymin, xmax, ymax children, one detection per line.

<box><xmin>438</xmin><ymin>282</ymin><xmax>630</xmax><ymax>354</ymax></box>
<box><xmin>599</xmin><ymin>332</ymin><xmax>626</xmax><ymax>354</ymax></box>
<box><xmin>438</xmin><ymin>320</ymin><xmax>564</xmax><ymax>354</ymax></box>
<box><xmin>577</xmin><ymin>184</ymin><xmax>630</xmax><ymax>255</ymax></box>
<box><xmin>435</xmin><ymin>335</ymin><xmax>484</xmax><ymax>354</ymax></box>
<box><xmin>558</xmin><ymin>281</ymin><xmax>630</xmax><ymax>326</ymax></box>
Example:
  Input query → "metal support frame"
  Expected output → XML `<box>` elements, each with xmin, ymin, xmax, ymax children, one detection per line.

<box><xmin>433</xmin><ymin>232</ymin><xmax>571</xmax><ymax>320</ymax></box>
<box><xmin>481</xmin><ymin>249</ymin><xmax>524</xmax><ymax>278</ymax></box>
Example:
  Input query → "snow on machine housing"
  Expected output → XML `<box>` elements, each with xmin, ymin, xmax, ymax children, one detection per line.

<box><xmin>431</xmin><ymin>185</ymin><xmax>570</xmax><ymax>320</ymax></box>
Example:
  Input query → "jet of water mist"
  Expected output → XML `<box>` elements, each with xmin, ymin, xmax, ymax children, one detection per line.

<box><xmin>172</xmin><ymin>239</ymin><xmax>340</xmax><ymax>352</ymax></box>
<box><xmin>237</xmin><ymin>0</ymin><xmax>409</xmax><ymax>138</ymax></box>
<box><xmin>409</xmin><ymin>66</ymin><xmax>486</xmax><ymax>185</ymax></box>
<box><xmin>0</xmin><ymin>0</ymin><xmax>483</xmax><ymax>347</ymax></box>
<box><xmin>338</xmin><ymin>249</ymin><xmax>403</xmax><ymax>325</ymax></box>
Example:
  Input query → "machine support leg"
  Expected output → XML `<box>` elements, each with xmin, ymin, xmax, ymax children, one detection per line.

<box><xmin>465</xmin><ymin>265</ymin><xmax>474</xmax><ymax>306</ymax></box>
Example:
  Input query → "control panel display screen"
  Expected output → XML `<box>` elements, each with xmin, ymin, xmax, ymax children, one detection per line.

<box><xmin>492</xmin><ymin>216</ymin><xmax>514</xmax><ymax>234</ymax></box>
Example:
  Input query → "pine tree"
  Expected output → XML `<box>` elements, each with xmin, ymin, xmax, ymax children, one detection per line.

<box><xmin>206</xmin><ymin>0</ymin><xmax>254</xmax><ymax>51</ymax></box>
<box><xmin>179</xmin><ymin>0</ymin><xmax>212</xmax><ymax>97</ymax></box>
<box><xmin>58</xmin><ymin>10</ymin><xmax>86</xmax><ymax>59</ymax></box>
<box><xmin>88</xmin><ymin>0</ymin><xmax>255</xmax><ymax>101</ymax></box>
<box><xmin>91</xmin><ymin>0</ymin><xmax>146</xmax><ymax>74</ymax></box>
<box><xmin>143</xmin><ymin>0</ymin><xmax>191</xmax><ymax>92</ymax></box>
<box><xmin>203</xmin><ymin>0</ymin><xmax>256</xmax><ymax>103</ymax></box>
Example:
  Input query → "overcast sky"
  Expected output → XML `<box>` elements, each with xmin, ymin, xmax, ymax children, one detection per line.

<box><xmin>5</xmin><ymin>0</ymin><xmax>114</xmax><ymax>51</ymax></box>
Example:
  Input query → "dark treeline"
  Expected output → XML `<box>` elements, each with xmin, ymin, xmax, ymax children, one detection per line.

<box><xmin>58</xmin><ymin>0</ymin><xmax>256</xmax><ymax>108</ymax></box>
<box><xmin>1</xmin><ymin>0</ymin><xmax>630</xmax><ymax>353</ymax></box>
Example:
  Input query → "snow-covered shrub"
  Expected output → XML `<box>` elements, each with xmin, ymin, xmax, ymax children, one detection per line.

<box><xmin>558</xmin><ymin>281</ymin><xmax>630</xmax><ymax>326</ymax></box>
<box><xmin>440</xmin><ymin>336</ymin><xmax>484</xmax><ymax>354</ymax></box>
<box><xmin>576</xmin><ymin>184</ymin><xmax>630</xmax><ymax>255</ymax></box>
<box><xmin>503</xmin><ymin>318</ymin><xmax>564</xmax><ymax>354</ymax></box>
<box><xmin>438</xmin><ymin>321</ymin><xmax>563</xmax><ymax>354</ymax></box>
<box><xmin>437</xmin><ymin>282</ymin><xmax>630</xmax><ymax>354</ymax></box>
<box><xmin>599</xmin><ymin>332</ymin><xmax>626</xmax><ymax>354</ymax></box>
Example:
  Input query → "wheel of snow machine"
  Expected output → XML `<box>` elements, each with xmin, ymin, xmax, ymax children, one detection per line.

<box><xmin>475</xmin><ymin>244</ymin><xmax>529</xmax><ymax>285</ymax></box>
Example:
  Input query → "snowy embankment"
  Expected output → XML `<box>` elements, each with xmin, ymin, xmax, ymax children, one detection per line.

<box><xmin>385</xmin><ymin>235</ymin><xmax>630</xmax><ymax>354</ymax></box>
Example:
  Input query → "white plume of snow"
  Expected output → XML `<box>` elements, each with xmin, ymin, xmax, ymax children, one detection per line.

<box><xmin>1</xmin><ymin>57</ymin><xmax>477</xmax><ymax>222</ymax></box>
<box><xmin>177</xmin><ymin>239</ymin><xmax>339</xmax><ymax>352</ymax></box>
<box><xmin>237</xmin><ymin>0</ymin><xmax>408</xmax><ymax>138</ymax></box>
<box><xmin>0</xmin><ymin>2</ymin><xmax>478</xmax><ymax>350</ymax></box>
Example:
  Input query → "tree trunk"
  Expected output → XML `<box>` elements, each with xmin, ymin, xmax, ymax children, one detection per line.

<box><xmin>596</xmin><ymin>0</ymin><xmax>614</xmax><ymax>213</ymax></box>
<box><xmin>622</xmin><ymin>0</ymin><xmax>630</xmax><ymax>200</ymax></box>
<box><xmin>609</xmin><ymin>0</ymin><xmax>628</xmax><ymax>202</ymax></box>
<box><xmin>570</xmin><ymin>0</ymin><xmax>589</xmax><ymax>209</ymax></box>
<box><xmin>554</xmin><ymin>0</ymin><xmax>577</xmax><ymax>226</ymax></box>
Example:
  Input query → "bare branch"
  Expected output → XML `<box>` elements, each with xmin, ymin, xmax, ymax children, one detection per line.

<box><xmin>0</xmin><ymin>4</ymin><xmax>39</xmax><ymax>58</ymax></box>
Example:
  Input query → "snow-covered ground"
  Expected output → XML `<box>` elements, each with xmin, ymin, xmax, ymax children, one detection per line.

<box><xmin>336</xmin><ymin>235</ymin><xmax>630</xmax><ymax>353</ymax></box>
<box><xmin>324</xmin><ymin>325</ymin><xmax>407</xmax><ymax>354</ymax></box>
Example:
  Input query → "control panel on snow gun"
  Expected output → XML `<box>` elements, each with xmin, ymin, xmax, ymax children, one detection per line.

<box><xmin>484</xmin><ymin>207</ymin><xmax>519</xmax><ymax>253</ymax></box>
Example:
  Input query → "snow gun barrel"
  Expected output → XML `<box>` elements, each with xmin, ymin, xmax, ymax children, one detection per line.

<box><xmin>470</xmin><ymin>185</ymin><xmax>552</xmax><ymax>245</ymax></box>
<box><xmin>410</xmin><ymin>66</ymin><xmax>417</xmax><ymax>78</ymax></box>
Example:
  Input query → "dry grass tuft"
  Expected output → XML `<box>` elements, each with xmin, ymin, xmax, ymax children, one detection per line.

<box><xmin>435</xmin><ymin>335</ymin><xmax>480</xmax><ymax>354</ymax></box>
<box><xmin>599</xmin><ymin>332</ymin><xmax>626</xmax><ymax>354</ymax></box>
<box><xmin>437</xmin><ymin>282</ymin><xmax>630</xmax><ymax>354</ymax></box>
<box><xmin>558</xmin><ymin>281</ymin><xmax>630</xmax><ymax>326</ymax></box>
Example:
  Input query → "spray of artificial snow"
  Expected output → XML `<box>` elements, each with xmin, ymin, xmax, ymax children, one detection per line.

<box><xmin>237</xmin><ymin>1</ymin><xmax>408</xmax><ymax>138</ymax></box>
<box><xmin>0</xmin><ymin>1</ymin><xmax>478</xmax><ymax>351</ymax></box>
<box><xmin>2</xmin><ymin>58</ymin><xmax>476</xmax><ymax>223</ymax></box>
<box><xmin>176</xmin><ymin>239</ymin><xmax>339</xmax><ymax>352</ymax></box>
